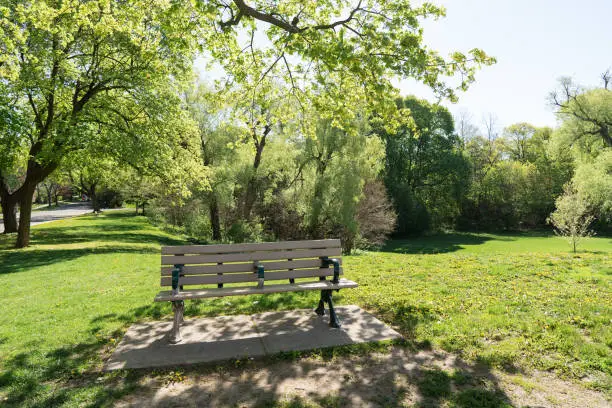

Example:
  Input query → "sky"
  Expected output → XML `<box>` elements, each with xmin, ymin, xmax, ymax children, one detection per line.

<box><xmin>400</xmin><ymin>0</ymin><xmax>612</xmax><ymax>130</ymax></box>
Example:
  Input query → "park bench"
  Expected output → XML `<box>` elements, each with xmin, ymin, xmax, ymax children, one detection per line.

<box><xmin>154</xmin><ymin>239</ymin><xmax>358</xmax><ymax>343</ymax></box>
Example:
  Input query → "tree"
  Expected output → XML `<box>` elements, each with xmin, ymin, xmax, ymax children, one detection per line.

<box><xmin>66</xmin><ymin>155</ymin><xmax>119</xmax><ymax>213</ymax></box>
<box><xmin>455</xmin><ymin>110</ymin><xmax>479</xmax><ymax>141</ymax></box>
<box><xmin>460</xmin><ymin>124</ymin><xmax>572</xmax><ymax>229</ymax></box>
<box><xmin>185</xmin><ymin>84</ymin><xmax>242</xmax><ymax>240</ymax></box>
<box><xmin>115</xmin><ymin>171</ymin><xmax>158</xmax><ymax>216</ymax></box>
<box><xmin>39</xmin><ymin>176</ymin><xmax>64</xmax><ymax>208</ymax></box>
<box><xmin>503</xmin><ymin>123</ymin><xmax>536</xmax><ymax>163</ymax></box>
<box><xmin>1</xmin><ymin>0</ymin><xmax>202</xmax><ymax>247</ymax></box>
<box><xmin>550</xmin><ymin>74</ymin><xmax>611</xmax><ymax>230</ymax></box>
<box><xmin>0</xmin><ymin>82</ymin><xmax>26</xmax><ymax>233</ymax></box>
<box><xmin>302</xmin><ymin>118</ymin><xmax>360</xmax><ymax>237</ymax></box>
<box><xmin>551</xmin><ymin>77</ymin><xmax>612</xmax><ymax>150</ymax></box>
<box><xmin>571</xmin><ymin>151</ymin><xmax>612</xmax><ymax>225</ymax></box>
<box><xmin>380</xmin><ymin>96</ymin><xmax>470</xmax><ymax>234</ymax></box>
<box><xmin>482</xmin><ymin>113</ymin><xmax>500</xmax><ymax>142</ymax></box>
<box><xmin>548</xmin><ymin>184</ymin><xmax>595</xmax><ymax>253</ymax></box>
<box><xmin>205</xmin><ymin>1</ymin><xmax>495</xmax><ymax>132</ymax></box>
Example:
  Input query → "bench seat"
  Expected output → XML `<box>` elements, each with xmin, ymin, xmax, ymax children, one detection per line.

<box><xmin>154</xmin><ymin>278</ymin><xmax>358</xmax><ymax>301</ymax></box>
<box><xmin>156</xmin><ymin>239</ymin><xmax>357</xmax><ymax>343</ymax></box>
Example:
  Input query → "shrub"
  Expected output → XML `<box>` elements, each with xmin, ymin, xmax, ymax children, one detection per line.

<box><xmin>355</xmin><ymin>181</ymin><xmax>397</xmax><ymax>250</ymax></box>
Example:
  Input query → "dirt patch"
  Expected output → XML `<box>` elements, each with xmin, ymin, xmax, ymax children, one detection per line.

<box><xmin>115</xmin><ymin>347</ymin><xmax>609</xmax><ymax>407</ymax></box>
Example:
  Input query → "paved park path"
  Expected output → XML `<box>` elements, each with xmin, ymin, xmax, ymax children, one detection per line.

<box><xmin>0</xmin><ymin>202</ymin><xmax>93</xmax><ymax>233</ymax></box>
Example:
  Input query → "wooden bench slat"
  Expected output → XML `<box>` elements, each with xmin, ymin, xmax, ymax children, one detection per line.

<box><xmin>154</xmin><ymin>279</ymin><xmax>358</xmax><ymax>301</ymax></box>
<box><xmin>160</xmin><ymin>258</ymin><xmax>342</xmax><ymax>275</ymax></box>
<box><xmin>161</xmin><ymin>247</ymin><xmax>341</xmax><ymax>266</ymax></box>
<box><xmin>160</xmin><ymin>267</ymin><xmax>343</xmax><ymax>286</ymax></box>
<box><xmin>162</xmin><ymin>273</ymin><xmax>256</xmax><ymax>286</ymax></box>
<box><xmin>161</xmin><ymin>239</ymin><xmax>341</xmax><ymax>255</ymax></box>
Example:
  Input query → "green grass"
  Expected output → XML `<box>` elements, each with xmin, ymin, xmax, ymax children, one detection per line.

<box><xmin>353</xmin><ymin>235</ymin><xmax>611</xmax><ymax>382</ymax></box>
<box><xmin>0</xmin><ymin>212</ymin><xmax>610</xmax><ymax>407</ymax></box>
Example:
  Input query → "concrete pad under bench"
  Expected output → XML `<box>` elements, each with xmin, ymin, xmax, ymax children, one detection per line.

<box><xmin>105</xmin><ymin>305</ymin><xmax>401</xmax><ymax>370</ymax></box>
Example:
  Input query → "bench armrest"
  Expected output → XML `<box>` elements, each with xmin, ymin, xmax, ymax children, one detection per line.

<box><xmin>320</xmin><ymin>257</ymin><xmax>340</xmax><ymax>284</ymax></box>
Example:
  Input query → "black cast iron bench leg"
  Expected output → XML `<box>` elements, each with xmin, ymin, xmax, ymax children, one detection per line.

<box><xmin>315</xmin><ymin>289</ymin><xmax>341</xmax><ymax>328</ymax></box>
<box><xmin>315</xmin><ymin>290</ymin><xmax>326</xmax><ymax>316</ymax></box>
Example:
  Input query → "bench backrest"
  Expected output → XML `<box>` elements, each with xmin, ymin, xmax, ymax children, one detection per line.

<box><xmin>160</xmin><ymin>239</ymin><xmax>342</xmax><ymax>288</ymax></box>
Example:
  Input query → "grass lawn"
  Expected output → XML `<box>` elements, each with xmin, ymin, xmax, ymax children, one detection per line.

<box><xmin>0</xmin><ymin>211</ymin><xmax>610</xmax><ymax>407</ymax></box>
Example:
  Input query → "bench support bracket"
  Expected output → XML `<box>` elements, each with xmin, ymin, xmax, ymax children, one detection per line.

<box><xmin>169</xmin><ymin>300</ymin><xmax>184</xmax><ymax>344</ymax></box>
<box><xmin>315</xmin><ymin>289</ymin><xmax>341</xmax><ymax>328</ymax></box>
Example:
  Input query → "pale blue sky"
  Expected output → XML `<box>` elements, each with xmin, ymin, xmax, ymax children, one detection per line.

<box><xmin>401</xmin><ymin>0</ymin><xmax>612</xmax><ymax>130</ymax></box>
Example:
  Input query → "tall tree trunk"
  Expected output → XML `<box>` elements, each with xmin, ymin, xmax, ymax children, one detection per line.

<box><xmin>14</xmin><ymin>155</ymin><xmax>59</xmax><ymax>247</ymax></box>
<box><xmin>209</xmin><ymin>194</ymin><xmax>221</xmax><ymax>240</ymax></box>
<box><xmin>242</xmin><ymin>127</ymin><xmax>269</xmax><ymax>220</ymax></box>
<box><xmin>90</xmin><ymin>184</ymin><xmax>100</xmax><ymax>212</ymax></box>
<box><xmin>16</xmin><ymin>183</ymin><xmax>36</xmax><ymax>248</ymax></box>
<box><xmin>601</xmin><ymin>127</ymin><xmax>612</xmax><ymax>148</ymax></box>
<box><xmin>1</xmin><ymin>197</ymin><xmax>18</xmax><ymax>233</ymax></box>
<box><xmin>202</xmin><ymin>146</ymin><xmax>221</xmax><ymax>240</ymax></box>
<box><xmin>243</xmin><ymin>178</ymin><xmax>258</xmax><ymax>220</ymax></box>
<box><xmin>243</xmin><ymin>137</ymin><xmax>266</xmax><ymax>220</ymax></box>
<box><xmin>309</xmin><ymin>160</ymin><xmax>328</xmax><ymax>237</ymax></box>
<box><xmin>0</xmin><ymin>176</ymin><xmax>18</xmax><ymax>233</ymax></box>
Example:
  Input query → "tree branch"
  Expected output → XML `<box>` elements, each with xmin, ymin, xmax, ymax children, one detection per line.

<box><xmin>231</xmin><ymin>0</ymin><xmax>365</xmax><ymax>33</ymax></box>
<box><xmin>231</xmin><ymin>0</ymin><xmax>298</xmax><ymax>32</ymax></box>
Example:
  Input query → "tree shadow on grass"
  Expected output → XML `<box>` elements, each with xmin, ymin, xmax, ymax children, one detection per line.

<box><xmin>0</xmin><ymin>301</ymin><xmax>173</xmax><ymax>407</ymax></box>
<box><xmin>0</xmin><ymin>245</ymin><xmax>160</xmax><ymax>275</ymax></box>
<box><xmin>29</xmin><ymin>217</ymin><xmax>185</xmax><ymax>247</ymax></box>
<box><xmin>30</xmin><ymin>228</ymin><xmax>185</xmax><ymax>246</ymax></box>
<box><xmin>0</xmin><ymin>212</ymin><xmax>187</xmax><ymax>274</ymax></box>
<box><xmin>0</xmin><ymin>336</ymin><xmax>147</xmax><ymax>408</ymax></box>
<box><xmin>1</xmin><ymin>212</ymin><xmax>185</xmax><ymax>250</ymax></box>
<box><xmin>381</xmin><ymin>233</ymin><xmax>498</xmax><ymax>254</ymax></box>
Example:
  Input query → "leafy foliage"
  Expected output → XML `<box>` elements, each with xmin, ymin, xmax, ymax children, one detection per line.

<box><xmin>380</xmin><ymin>97</ymin><xmax>469</xmax><ymax>235</ymax></box>
<box><xmin>460</xmin><ymin>125</ymin><xmax>572</xmax><ymax>230</ymax></box>
<box><xmin>0</xmin><ymin>0</ymin><xmax>204</xmax><ymax>246</ymax></box>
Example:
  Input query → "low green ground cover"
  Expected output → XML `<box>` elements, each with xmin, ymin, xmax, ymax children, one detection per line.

<box><xmin>350</xmin><ymin>235</ymin><xmax>611</xmax><ymax>382</ymax></box>
<box><xmin>0</xmin><ymin>211</ymin><xmax>610</xmax><ymax>407</ymax></box>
